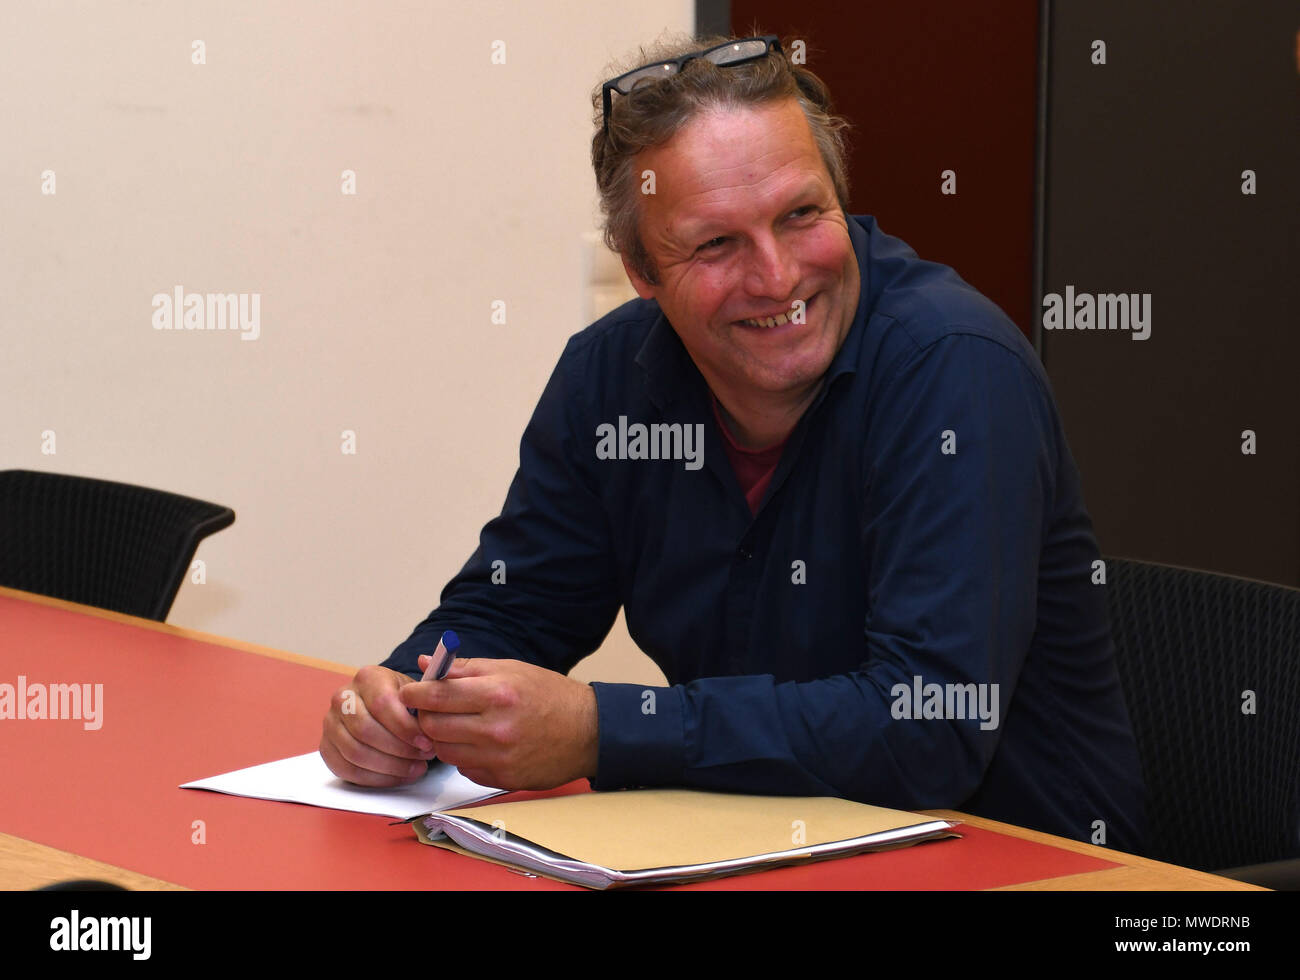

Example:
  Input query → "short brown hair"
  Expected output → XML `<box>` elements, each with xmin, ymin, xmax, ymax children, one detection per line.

<box><xmin>591</xmin><ymin>31</ymin><xmax>853</xmax><ymax>286</ymax></box>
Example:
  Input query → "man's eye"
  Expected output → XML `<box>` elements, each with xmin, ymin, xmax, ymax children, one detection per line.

<box><xmin>696</xmin><ymin>211</ymin><xmax>815</xmax><ymax>254</ymax></box>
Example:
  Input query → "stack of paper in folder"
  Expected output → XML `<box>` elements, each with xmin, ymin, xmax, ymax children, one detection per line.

<box><xmin>414</xmin><ymin>789</ymin><xmax>959</xmax><ymax>888</ymax></box>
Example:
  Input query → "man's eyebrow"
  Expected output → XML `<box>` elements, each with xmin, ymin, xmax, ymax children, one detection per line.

<box><xmin>674</xmin><ymin>181</ymin><xmax>828</xmax><ymax>242</ymax></box>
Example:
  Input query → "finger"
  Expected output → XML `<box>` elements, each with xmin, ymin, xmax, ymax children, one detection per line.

<box><xmin>336</xmin><ymin>689</ymin><xmax>432</xmax><ymax>760</ymax></box>
<box><xmin>418</xmin><ymin>653</ymin><xmax>478</xmax><ymax>678</ymax></box>
<box><xmin>324</xmin><ymin>712</ymin><xmax>433</xmax><ymax>784</ymax></box>
<box><xmin>414</xmin><ymin>709</ymin><xmax>493</xmax><ymax>748</ymax></box>
<box><xmin>442</xmin><ymin>657</ymin><xmax>500</xmax><ymax>679</ymax></box>
<box><xmin>319</xmin><ymin>727</ymin><xmax>427</xmax><ymax>787</ymax></box>
<box><xmin>401</xmin><ymin>674</ymin><xmax>504</xmax><ymax>716</ymax></box>
<box><xmin>351</xmin><ymin>670</ymin><xmax>436</xmax><ymax>753</ymax></box>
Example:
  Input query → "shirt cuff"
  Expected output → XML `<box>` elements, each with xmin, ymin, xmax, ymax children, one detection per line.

<box><xmin>589</xmin><ymin>682</ymin><xmax>686</xmax><ymax>790</ymax></box>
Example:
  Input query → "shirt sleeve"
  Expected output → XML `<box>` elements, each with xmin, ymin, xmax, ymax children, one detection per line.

<box><xmin>589</xmin><ymin>333</ymin><xmax>1058</xmax><ymax>808</ymax></box>
<box><xmin>380</xmin><ymin>336</ymin><xmax>622</xmax><ymax>682</ymax></box>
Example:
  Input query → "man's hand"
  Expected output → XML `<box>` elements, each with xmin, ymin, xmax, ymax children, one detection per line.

<box><xmin>319</xmin><ymin>665</ymin><xmax>438</xmax><ymax>786</ymax></box>
<box><xmin>400</xmin><ymin>657</ymin><xmax>599</xmax><ymax>791</ymax></box>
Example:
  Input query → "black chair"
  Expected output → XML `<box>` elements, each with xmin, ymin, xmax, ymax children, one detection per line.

<box><xmin>1105</xmin><ymin>556</ymin><xmax>1300</xmax><ymax>885</ymax></box>
<box><xmin>0</xmin><ymin>469</ymin><xmax>234</xmax><ymax>621</ymax></box>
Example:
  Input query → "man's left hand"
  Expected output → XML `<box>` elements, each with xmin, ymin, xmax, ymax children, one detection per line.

<box><xmin>400</xmin><ymin>657</ymin><xmax>599</xmax><ymax>790</ymax></box>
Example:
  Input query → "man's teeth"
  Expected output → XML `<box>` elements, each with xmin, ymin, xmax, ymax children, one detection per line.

<box><xmin>739</xmin><ymin>305</ymin><xmax>801</xmax><ymax>328</ymax></box>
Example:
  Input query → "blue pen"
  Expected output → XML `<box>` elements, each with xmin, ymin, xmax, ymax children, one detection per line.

<box><xmin>422</xmin><ymin>630</ymin><xmax>460</xmax><ymax>682</ymax></box>
<box><xmin>409</xmin><ymin>629</ymin><xmax>459</xmax><ymax>719</ymax></box>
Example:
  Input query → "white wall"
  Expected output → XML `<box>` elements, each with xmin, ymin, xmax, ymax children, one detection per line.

<box><xmin>0</xmin><ymin>0</ymin><xmax>693</xmax><ymax>685</ymax></box>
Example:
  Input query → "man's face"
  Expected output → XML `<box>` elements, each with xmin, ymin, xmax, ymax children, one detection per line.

<box><xmin>622</xmin><ymin>98</ymin><xmax>860</xmax><ymax>410</ymax></box>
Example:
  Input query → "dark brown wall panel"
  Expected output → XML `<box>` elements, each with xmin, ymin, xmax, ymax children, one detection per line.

<box><xmin>1040</xmin><ymin>0</ymin><xmax>1300</xmax><ymax>586</ymax></box>
<box><xmin>732</xmin><ymin>0</ymin><xmax>1040</xmax><ymax>336</ymax></box>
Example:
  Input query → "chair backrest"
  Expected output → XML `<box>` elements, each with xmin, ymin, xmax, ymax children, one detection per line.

<box><xmin>1105</xmin><ymin>556</ymin><xmax>1300</xmax><ymax>870</ymax></box>
<box><xmin>0</xmin><ymin>469</ymin><xmax>235</xmax><ymax>621</ymax></box>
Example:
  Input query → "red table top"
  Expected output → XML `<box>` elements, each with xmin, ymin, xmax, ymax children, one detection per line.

<box><xmin>0</xmin><ymin>593</ymin><xmax>1117</xmax><ymax>889</ymax></box>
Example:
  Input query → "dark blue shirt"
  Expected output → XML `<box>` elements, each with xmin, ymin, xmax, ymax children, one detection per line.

<box><xmin>384</xmin><ymin>214</ymin><xmax>1146</xmax><ymax>852</ymax></box>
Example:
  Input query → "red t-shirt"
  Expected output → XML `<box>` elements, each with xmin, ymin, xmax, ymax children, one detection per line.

<box><xmin>710</xmin><ymin>394</ymin><xmax>789</xmax><ymax>516</ymax></box>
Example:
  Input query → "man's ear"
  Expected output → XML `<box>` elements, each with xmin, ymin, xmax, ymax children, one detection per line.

<box><xmin>620</xmin><ymin>253</ymin><xmax>656</xmax><ymax>300</ymax></box>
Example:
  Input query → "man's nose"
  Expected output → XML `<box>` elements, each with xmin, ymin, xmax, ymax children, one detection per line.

<box><xmin>744</xmin><ymin>232</ymin><xmax>800</xmax><ymax>301</ymax></box>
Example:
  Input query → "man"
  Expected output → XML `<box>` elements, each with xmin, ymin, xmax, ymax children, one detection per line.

<box><xmin>320</xmin><ymin>32</ymin><xmax>1145</xmax><ymax>851</ymax></box>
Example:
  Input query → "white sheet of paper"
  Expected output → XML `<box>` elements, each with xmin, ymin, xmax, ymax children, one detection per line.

<box><xmin>180</xmin><ymin>751</ymin><xmax>505</xmax><ymax>819</ymax></box>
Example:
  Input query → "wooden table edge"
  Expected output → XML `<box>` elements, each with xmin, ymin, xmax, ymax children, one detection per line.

<box><xmin>920</xmin><ymin>809</ymin><xmax>1266</xmax><ymax>890</ymax></box>
<box><xmin>0</xmin><ymin>584</ymin><xmax>354</xmax><ymax>675</ymax></box>
<box><xmin>0</xmin><ymin>832</ymin><xmax>187</xmax><ymax>892</ymax></box>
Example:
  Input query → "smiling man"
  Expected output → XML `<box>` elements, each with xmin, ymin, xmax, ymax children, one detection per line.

<box><xmin>628</xmin><ymin>97</ymin><xmax>860</xmax><ymax>450</ymax></box>
<box><xmin>320</xmin><ymin>32</ymin><xmax>1145</xmax><ymax>852</ymax></box>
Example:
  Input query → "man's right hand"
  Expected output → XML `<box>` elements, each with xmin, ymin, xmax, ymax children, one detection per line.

<box><xmin>319</xmin><ymin>665</ymin><xmax>438</xmax><ymax>786</ymax></box>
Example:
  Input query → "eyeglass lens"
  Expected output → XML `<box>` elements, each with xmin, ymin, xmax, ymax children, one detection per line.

<box><xmin>615</xmin><ymin>38</ymin><xmax>772</xmax><ymax>95</ymax></box>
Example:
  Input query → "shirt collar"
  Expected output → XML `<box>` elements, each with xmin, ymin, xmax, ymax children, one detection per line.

<box><xmin>635</xmin><ymin>213</ymin><xmax>875</xmax><ymax>413</ymax></box>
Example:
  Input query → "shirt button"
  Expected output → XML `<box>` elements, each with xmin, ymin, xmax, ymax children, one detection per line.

<box><xmin>738</xmin><ymin>546</ymin><xmax>753</xmax><ymax>560</ymax></box>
